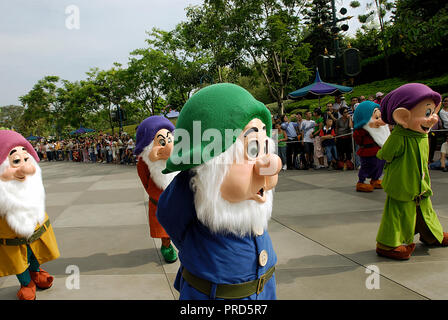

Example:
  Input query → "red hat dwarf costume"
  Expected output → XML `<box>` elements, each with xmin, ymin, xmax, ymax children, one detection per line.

<box><xmin>375</xmin><ymin>83</ymin><xmax>448</xmax><ymax>260</ymax></box>
<box><xmin>0</xmin><ymin>130</ymin><xmax>39</xmax><ymax>164</ymax></box>
<box><xmin>135</xmin><ymin>116</ymin><xmax>178</xmax><ymax>263</ymax></box>
<box><xmin>0</xmin><ymin>130</ymin><xmax>60</xmax><ymax>300</ymax></box>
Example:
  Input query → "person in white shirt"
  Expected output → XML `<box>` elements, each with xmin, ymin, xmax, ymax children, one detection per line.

<box><xmin>439</xmin><ymin>96</ymin><xmax>448</xmax><ymax>129</ymax></box>
<box><xmin>300</xmin><ymin>111</ymin><xmax>316</xmax><ymax>169</ymax></box>
<box><xmin>332</xmin><ymin>95</ymin><xmax>347</xmax><ymax>112</ymax></box>
<box><xmin>429</xmin><ymin>135</ymin><xmax>448</xmax><ymax>172</ymax></box>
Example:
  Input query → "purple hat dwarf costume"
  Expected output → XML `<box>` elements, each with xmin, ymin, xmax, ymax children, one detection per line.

<box><xmin>134</xmin><ymin>116</ymin><xmax>175</xmax><ymax>156</ymax></box>
<box><xmin>380</xmin><ymin>83</ymin><xmax>441</xmax><ymax>125</ymax></box>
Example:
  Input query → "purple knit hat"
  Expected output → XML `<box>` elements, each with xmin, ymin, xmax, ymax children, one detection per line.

<box><xmin>134</xmin><ymin>116</ymin><xmax>175</xmax><ymax>156</ymax></box>
<box><xmin>0</xmin><ymin>130</ymin><xmax>39</xmax><ymax>164</ymax></box>
<box><xmin>380</xmin><ymin>83</ymin><xmax>441</xmax><ymax>125</ymax></box>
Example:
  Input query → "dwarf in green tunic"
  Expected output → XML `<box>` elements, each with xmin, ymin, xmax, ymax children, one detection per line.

<box><xmin>376</xmin><ymin>83</ymin><xmax>448</xmax><ymax>260</ymax></box>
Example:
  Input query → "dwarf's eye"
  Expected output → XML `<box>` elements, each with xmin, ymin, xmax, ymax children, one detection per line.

<box><xmin>247</xmin><ymin>140</ymin><xmax>259</xmax><ymax>159</ymax></box>
<box><xmin>425</xmin><ymin>109</ymin><xmax>432</xmax><ymax>117</ymax></box>
<box><xmin>13</xmin><ymin>159</ymin><xmax>20</xmax><ymax>165</ymax></box>
<box><xmin>167</xmin><ymin>137</ymin><xmax>172</xmax><ymax>143</ymax></box>
<box><xmin>24</xmin><ymin>157</ymin><xmax>29</xmax><ymax>162</ymax></box>
<box><xmin>265</xmin><ymin>140</ymin><xmax>268</xmax><ymax>154</ymax></box>
<box><xmin>158</xmin><ymin>139</ymin><xmax>166</xmax><ymax>146</ymax></box>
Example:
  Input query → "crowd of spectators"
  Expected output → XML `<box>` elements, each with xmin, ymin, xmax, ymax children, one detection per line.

<box><xmin>31</xmin><ymin>132</ymin><xmax>137</xmax><ymax>165</ymax></box>
<box><xmin>29</xmin><ymin>94</ymin><xmax>448</xmax><ymax>173</ymax></box>
<box><xmin>273</xmin><ymin>93</ymin><xmax>448</xmax><ymax>172</ymax></box>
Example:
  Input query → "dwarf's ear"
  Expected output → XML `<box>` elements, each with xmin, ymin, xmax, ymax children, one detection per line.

<box><xmin>392</xmin><ymin>108</ymin><xmax>411</xmax><ymax>128</ymax></box>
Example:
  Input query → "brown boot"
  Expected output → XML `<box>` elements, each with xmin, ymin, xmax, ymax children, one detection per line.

<box><xmin>356</xmin><ymin>182</ymin><xmax>374</xmax><ymax>192</ymax></box>
<box><xmin>370</xmin><ymin>179</ymin><xmax>383</xmax><ymax>189</ymax></box>
<box><xmin>17</xmin><ymin>280</ymin><xmax>36</xmax><ymax>300</ymax></box>
<box><xmin>30</xmin><ymin>269</ymin><xmax>54</xmax><ymax>290</ymax></box>
<box><xmin>376</xmin><ymin>243</ymin><xmax>416</xmax><ymax>260</ymax></box>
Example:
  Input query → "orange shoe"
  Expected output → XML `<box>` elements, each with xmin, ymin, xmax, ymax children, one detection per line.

<box><xmin>30</xmin><ymin>269</ymin><xmax>54</xmax><ymax>289</ymax></box>
<box><xmin>443</xmin><ymin>233</ymin><xmax>448</xmax><ymax>246</ymax></box>
<box><xmin>370</xmin><ymin>179</ymin><xmax>383</xmax><ymax>189</ymax></box>
<box><xmin>356</xmin><ymin>182</ymin><xmax>374</xmax><ymax>192</ymax></box>
<box><xmin>420</xmin><ymin>232</ymin><xmax>448</xmax><ymax>247</ymax></box>
<box><xmin>17</xmin><ymin>280</ymin><xmax>36</xmax><ymax>300</ymax></box>
<box><xmin>376</xmin><ymin>243</ymin><xmax>415</xmax><ymax>260</ymax></box>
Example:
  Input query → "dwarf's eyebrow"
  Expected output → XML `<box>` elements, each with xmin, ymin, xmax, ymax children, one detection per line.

<box><xmin>166</xmin><ymin>131</ymin><xmax>172</xmax><ymax>137</ymax></box>
<box><xmin>157</xmin><ymin>134</ymin><xmax>166</xmax><ymax>139</ymax></box>
<box><xmin>244</xmin><ymin>127</ymin><xmax>259</xmax><ymax>137</ymax></box>
<box><xmin>9</xmin><ymin>149</ymin><xmax>17</xmax><ymax>156</ymax></box>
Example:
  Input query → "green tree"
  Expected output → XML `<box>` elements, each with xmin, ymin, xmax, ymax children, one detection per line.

<box><xmin>185</xmin><ymin>0</ymin><xmax>312</xmax><ymax>115</ymax></box>
<box><xmin>87</xmin><ymin>65</ymin><xmax>128</xmax><ymax>134</ymax></box>
<box><xmin>388</xmin><ymin>0</ymin><xmax>448</xmax><ymax>57</ymax></box>
<box><xmin>302</xmin><ymin>0</ymin><xmax>334</xmax><ymax>62</ymax></box>
<box><xmin>0</xmin><ymin>105</ymin><xmax>26</xmax><ymax>133</ymax></box>
<box><xmin>147</xmin><ymin>25</ymin><xmax>212</xmax><ymax>109</ymax></box>
<box><xmin>20</xmin><ymin>76</ymin><xmax>67</xmax><ymax>138</ymax></box>
<box><xmin>350</xmin><ymin>0</ymin><xmax>394</xmax><ymax>76</ymax></box>
<box><xmin>126</xmin><ymin>49</ymin><xmax>168</xmax><ymax>116</ymax></box>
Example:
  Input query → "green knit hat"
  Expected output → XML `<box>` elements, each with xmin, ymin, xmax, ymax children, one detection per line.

<box><xmin>163</xmin><ymin>83</ymin><xmax>272</xmax><ymax>173</ymax></box>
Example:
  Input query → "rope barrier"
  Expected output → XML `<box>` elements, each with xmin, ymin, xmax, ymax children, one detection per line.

<box><xmin>282</xmin><ymin>131</ymin><xmax>353</xmax><ymax>144</ymax></box>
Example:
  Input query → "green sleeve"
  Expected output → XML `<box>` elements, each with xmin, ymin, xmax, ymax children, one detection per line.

<box><xmin>377</xmin><ymin>134</ymin><xmax>404</xmax><ymax>162</ymax></box>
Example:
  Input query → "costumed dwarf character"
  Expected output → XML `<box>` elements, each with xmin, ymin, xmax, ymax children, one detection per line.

<box><xmin>0</xmin><ymin>130</ymin><xmax>60</xmax><ymax>300</ymax></box>
<box><xmin>376</xmin><ymin>83</ymin><xmax>448</xmax><ymax>260</ymax></box>
<box><xmin>156</xmin><ymin>83</ymin><xmax>281</xmax><ymax>300</ymax></box>
<box><xmin>135</xmin><ymin>116</ymin><xmax>178</xmax><ymax>263</ymax></box>
<box><xmin>353</xmin><ymin>101</ymin><xmax>390</xmax><ymax>192</ymax></box>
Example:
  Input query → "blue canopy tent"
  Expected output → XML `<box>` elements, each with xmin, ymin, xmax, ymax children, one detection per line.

<box><xmin>69</xmin><ymin>126</ymin><xmax>95</xmax><ymax>135</ymax></box>
<box><xmin>26</xmin><ymin>135</ymin><xmax>41</xmax><ymax>141</ymax></box>
<box><xmin>165</xmin><ymin>110</ymin><xmax>180</xmax><ymax>119</ymax></box>
<box><xmin>288</xmin><ymin>68</ymin><xmax>353</xmax><ymax>108</ymax></box>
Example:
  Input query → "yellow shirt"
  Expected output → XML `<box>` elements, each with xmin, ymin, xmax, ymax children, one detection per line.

<box><xmin>0</xmin><ymin>213</ymin><xmax>60</xmax><ymax>277</ymax></box>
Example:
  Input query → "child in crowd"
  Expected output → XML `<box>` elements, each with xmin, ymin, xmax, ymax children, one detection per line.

<box><xmin>319</xmin><ymin>118</ymin><xmax>338</xmax><ymax>170</ymax></box>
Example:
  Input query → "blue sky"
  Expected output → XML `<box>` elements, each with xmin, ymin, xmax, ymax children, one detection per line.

<box><xmin>0</xmin><ymin>0</ymin><xmax>378</xmax><ymax>106</ymax></box>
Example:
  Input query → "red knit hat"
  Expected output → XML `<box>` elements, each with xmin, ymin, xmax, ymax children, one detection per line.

<box><xmin>0</xmin><ymin>130</ymin><xmax>40</xmax><ymax>164</ymax></box>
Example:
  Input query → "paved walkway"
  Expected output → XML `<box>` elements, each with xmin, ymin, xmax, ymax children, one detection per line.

<box><xmin>1</xmin><ymin>161</ymin><xmax>448</xmax><ymax>300</ymax></box>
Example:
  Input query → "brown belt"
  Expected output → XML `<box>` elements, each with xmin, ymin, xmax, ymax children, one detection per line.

<box><xmin>182</xmin><ymin>265</ymin><xmax>275</xmax><ymax>299</ymax></box>
<box><xmin>0</xmin><ymin>219</ymin><xmax>50</xmax><ymax>246</ymax></box>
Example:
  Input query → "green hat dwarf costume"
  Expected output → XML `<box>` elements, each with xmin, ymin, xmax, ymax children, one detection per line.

<box><xmin>163</xmin><ymin>83</ymin><xmax>272</xmax><ymax>174</ymax></box>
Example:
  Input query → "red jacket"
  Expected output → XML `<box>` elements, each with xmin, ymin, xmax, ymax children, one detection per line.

<box><xmin>353</xmin><ymin>128</ymin><xmax>380</xmax><ymax>157</ymax></box>
<box><xmin>137</xmin><ymin>157</ymin><xmax>169</xmax><ymax>239</ymax></box>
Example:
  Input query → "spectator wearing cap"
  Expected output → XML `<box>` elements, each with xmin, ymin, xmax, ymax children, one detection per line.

<box><xmin>374</xmin><ymin>92</ymin><xmax>384</xmax><ymax>105</ymax></box>
<box><xmin>333</xmin><ymin>95</ymin><xmax>347</xmax><ymax>112</ymax></box>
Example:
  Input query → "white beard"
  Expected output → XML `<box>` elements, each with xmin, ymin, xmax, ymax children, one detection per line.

<box><xmin>190</xmin><ymin>140</ymin><xmax>274</xmax><ymax>238</ymax></box>
<box><xmin>0</xmin><ymin>158</ymin><xmax>46</xmax><ymax>238</ymax></box>
<box><xmin>141</xmin><ymin>142</ymin><xmax>178</xmax><ymax>190</ymax></box>
<box><xmin>363</xmin><ymin>121</ymin><xmax>391</xmax><ymax>148</ymax></box>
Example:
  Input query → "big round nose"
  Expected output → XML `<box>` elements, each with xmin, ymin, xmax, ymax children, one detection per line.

<box><xmin>16</xmin><ymin>161</ymin><xmax>36</xmax><ymax>177</ymax></box>
<box><xmin>254</xmin><ymin>153</ymin><xmax>282</xmax><ymax>176</ymax></box>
